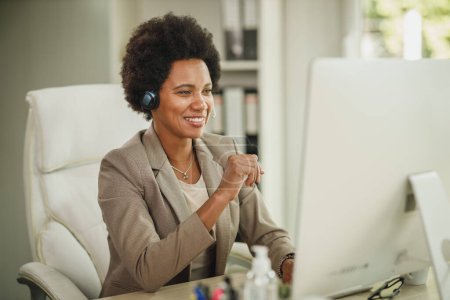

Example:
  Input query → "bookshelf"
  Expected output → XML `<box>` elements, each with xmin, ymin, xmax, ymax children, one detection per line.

<box><xmin>210</xmin><ymin>0</ymin><xmax>260</xmax><ymax>156</ymax></box>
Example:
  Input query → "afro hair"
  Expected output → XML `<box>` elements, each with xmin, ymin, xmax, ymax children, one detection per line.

<box><xmin>121</xmin><ymin>12</ymin><xmax>221</xmax><ymax>120</ymax></box>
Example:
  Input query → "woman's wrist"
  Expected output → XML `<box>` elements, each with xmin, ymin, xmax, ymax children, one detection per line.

<box><xmin>212</xmin><ymin>189</ymin><xmax>234</xmax><ymax>203</ymax></box>
<box><xmin>277</xmin><ymin>253</ymin><xmax>295</xmax><ymax>278</ymax></box>
<box><xmin>198</xmin><ymin>192</ymin><xmax>229</xmax><ymax>230</ymax></box>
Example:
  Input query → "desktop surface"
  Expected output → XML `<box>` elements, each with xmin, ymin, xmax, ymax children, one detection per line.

<box><xmin>97</xmin><ymin>271</ymin><xmax>439</xmax><ymax>300</ymax></box>
<box><xmin>97</xmin><ymin>273</ymin><xmax>245</xmax><ymax>300</ymax></box>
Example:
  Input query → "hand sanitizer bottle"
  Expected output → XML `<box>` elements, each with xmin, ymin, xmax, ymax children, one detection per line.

<box><xmin>243</xmin><ymin>245</ymin><xmax>278</xmax><ymax>300</ymax></box>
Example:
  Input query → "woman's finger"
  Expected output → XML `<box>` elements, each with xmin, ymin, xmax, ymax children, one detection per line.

<box><xmin>244</xmin><ymin>171</ymin><xmax>254</xmax><ymax>186</ymax></box>
<box><xmin>255</xmin><ymin>163</ymin><xmax>261</xmax><ymax>184</ymax></box>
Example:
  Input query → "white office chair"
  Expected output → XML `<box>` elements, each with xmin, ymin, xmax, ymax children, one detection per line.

<box><xmin>18</xmin><ymin>84</ymin><xmax>148</xmax><ymax>300</ymax></box>
<box><xmin>18</xmin><ymin>84</ymin><xmax>252</xmax><ymax>300</ymax></box>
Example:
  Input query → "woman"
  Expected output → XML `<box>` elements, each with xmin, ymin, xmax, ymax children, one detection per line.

<box><xmin>98</xmin><ymin>13</ymin><xmax>294</xmax><ymax>297</ymax></box>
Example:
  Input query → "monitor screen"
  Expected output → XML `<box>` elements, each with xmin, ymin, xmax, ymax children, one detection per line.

<box><xmin>292</xmin><ymin>59</ymin><xmax>450</xmax><ymax>298</ymax></box>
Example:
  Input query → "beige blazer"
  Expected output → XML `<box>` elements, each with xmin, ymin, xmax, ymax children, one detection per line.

<box><xmin>98</xmin><ymin>125</ymin><xmax>294</xmax><ymax>297</ymax></box>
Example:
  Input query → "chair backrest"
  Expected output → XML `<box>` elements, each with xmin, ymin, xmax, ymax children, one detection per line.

<box><xmin>23</xmin><ymin>84</ymin><xmax>148</xmax><ymax>298</ymax></box>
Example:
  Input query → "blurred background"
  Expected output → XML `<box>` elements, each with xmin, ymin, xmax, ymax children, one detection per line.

<box><xmin>1</xmin><ymin>0</ymin><xmax>449</xmax><ymax>299</ymax></box>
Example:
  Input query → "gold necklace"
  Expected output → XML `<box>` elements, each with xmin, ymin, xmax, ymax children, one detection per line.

<box><xmin>170</xmin><ymin>152</ymin><xmax>194</xmax><ymax>180</ymax></box>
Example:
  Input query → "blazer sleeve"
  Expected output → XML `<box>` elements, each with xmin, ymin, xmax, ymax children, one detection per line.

<box><xmin>230</xmin><ymin>141</ymin><xmax>295</xmax><ymax>272</ymax></box>
<box><xmin>237</xmin><ymin>185</ymin><xmax>295</xmax><ymax>272</ymax></box>
<box><xmin>98</xmin><ymin>149</ymin><xmax>215</xmax><ymax>292</ymax></box>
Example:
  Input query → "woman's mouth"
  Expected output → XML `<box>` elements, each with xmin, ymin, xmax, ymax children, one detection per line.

<box><xmin>184</xmin><ymin>116</ymin><xmax>205</xmax><ymax>127</ymax></box>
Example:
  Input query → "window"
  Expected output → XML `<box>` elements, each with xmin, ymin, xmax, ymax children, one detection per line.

<box><xmin>362</xmin><ymin>0</ymin><xmax>450</xmax><ymax>59</ymax></box>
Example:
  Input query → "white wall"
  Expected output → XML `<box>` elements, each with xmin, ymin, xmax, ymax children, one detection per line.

<box><xmin>0</xmin><ymin>1</ymin><xmax>111</xmax><ymax>298</ymax></box>
<box><xmin>109</xmin><ymin>0</ymin><xmax>139</xmax><ymax>83</ymax></box>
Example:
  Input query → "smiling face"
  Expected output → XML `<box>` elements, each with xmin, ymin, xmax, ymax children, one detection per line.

<box><xmin>152</xmin><ymin>59</ymin><xmax>214</xmax><ymax>142</ymax></box>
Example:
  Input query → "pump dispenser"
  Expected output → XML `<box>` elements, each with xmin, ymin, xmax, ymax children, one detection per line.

<box><xmin>243</xmin><ymin>245</ymin><xmax>278</xmax><ymax>300</ymax></box>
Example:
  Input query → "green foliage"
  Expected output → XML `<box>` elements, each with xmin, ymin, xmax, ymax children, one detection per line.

<box><xmin>363</xmin><ymin>0</ymin><xmax>450</xmax><ymax>58</ymax></box>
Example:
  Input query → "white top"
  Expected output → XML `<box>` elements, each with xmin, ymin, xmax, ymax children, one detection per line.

<box><xmin>179</xmin><ymin>176</ymin><xmax>216</xmax><ymax>280</ymax></box>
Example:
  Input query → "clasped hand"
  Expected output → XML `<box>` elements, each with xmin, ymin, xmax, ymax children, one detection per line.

<box><xmin>217</xmin><ymin>154</ymin><xmax>264</xmax><ymax>201</ymax></box>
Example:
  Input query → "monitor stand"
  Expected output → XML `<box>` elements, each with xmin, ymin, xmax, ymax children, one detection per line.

<box><xmin>409</xmin><ymin>171</ymin><xmax>450</xmax><ymax>300</ymax></box>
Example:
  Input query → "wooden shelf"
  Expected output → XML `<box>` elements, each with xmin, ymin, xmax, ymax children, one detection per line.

<box><xmin>220</xmin><ymin>60</ymin><xmax>259</xmax><ymax>71</ymax></box>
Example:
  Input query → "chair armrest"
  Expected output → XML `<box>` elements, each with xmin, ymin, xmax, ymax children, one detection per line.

<box><xmin>225</xmin><ymin>242</ymin><xmax>253</xmax><ymax>274</ymax></box>
<box><xmin>18</xmin><ymin>262</ymin><xmax>88</xmax><ymax>300</ymax></box>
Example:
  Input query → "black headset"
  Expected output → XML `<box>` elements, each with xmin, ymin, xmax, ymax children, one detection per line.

<box><xmin>141</xmin><ymin>90</ymin><xmax>159</xmax><ymax>112</ymax></box>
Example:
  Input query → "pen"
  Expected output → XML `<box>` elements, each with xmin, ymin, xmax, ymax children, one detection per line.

<box><xmin>211</xmin><ymin>287</ymin><xmax>224</xmax><ymax>300</ymax></box>
<box><xmin>194</xmin><ymin>284</ymin><xmax>207</xmax><ymax>300</ymax></box>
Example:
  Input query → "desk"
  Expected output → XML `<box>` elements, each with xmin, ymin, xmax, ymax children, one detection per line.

<box><xmin>98</xmin><ymin>272</ymin><xmax>440</xmax><ymax>300</ymax></box>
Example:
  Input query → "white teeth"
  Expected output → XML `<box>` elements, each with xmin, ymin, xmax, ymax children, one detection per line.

<box><xmin>185</xmin><ymin>117</ymin><xmax>204</xmax><ymax>122</ymax></box>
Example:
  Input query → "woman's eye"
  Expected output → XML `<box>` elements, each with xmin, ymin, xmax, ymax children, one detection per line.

<box><xmin>177</xmin><ymin>90</ymin><xmax>191</xmax><ymax>95</ymax></box>
<box><xmin>203</xmin><ymin>89</ymin><xmax>212</xmax><ymax>95</ymax></box>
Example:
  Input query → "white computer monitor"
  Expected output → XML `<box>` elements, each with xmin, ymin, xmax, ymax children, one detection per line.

<box><xmin>292</xmin><ymin>59</ymin><xmax>450</xmax><ymax>298</ymax></box>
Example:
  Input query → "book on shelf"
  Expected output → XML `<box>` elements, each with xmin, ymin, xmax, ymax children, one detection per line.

<box><xmin>221</xmin><ymin>0</ymin><xmax>244</xmax><ymax>60</ymax></box>
<box><xmin>244</xmin><ymin>88</ymin><xmax>258</xmax><ymax>136</ymax></box>
<box><xmin>244</xmin><ymin>88</ymin><xmax>259</xmax><ymax>155</ymax></box>
<box><xmin>221</xmin><ymin>86</ymin><xmax>259</xmax><ymax>155</ymax></box>
<box><xmin>223</xmin><ymin>86</ymin><xmax>245</xmax><ymax>141</ymax></box>
<box><xmin>243</xmin><ymin>0</ymin><xmax>258</xmax><ymax>60</ymax></box>
<box><xmin>221</xmin><ymin>0</ymin><xmax>258</xmax><ymax>61</ymax></box>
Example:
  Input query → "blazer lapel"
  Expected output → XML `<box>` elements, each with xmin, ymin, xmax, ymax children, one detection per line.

<box><xmin>194</xmin><ymin>138</ymin><xmax>232</xmax><ymax>275</ymax></box>
<box><xmin>142</xmin><ymin>124</ymin><xmax>191</xmax><ymax>223</ymax></box>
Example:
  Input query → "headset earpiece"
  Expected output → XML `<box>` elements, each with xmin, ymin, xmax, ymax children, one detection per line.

<box><xmin>141</xmin><ymin>90</ymin><xmax>159</xmax><ymax>111</ymax></box>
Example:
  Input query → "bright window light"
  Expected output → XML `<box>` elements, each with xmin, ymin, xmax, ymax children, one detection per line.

<box><xmin>362</xmin><ymin>0</ymin><xmax>450</xmax><ymax>59</ymax></box>
<box><xmin>403</xmin><ymin>9</ymin><xmax>422</xmax><ymax>60</ymax></box>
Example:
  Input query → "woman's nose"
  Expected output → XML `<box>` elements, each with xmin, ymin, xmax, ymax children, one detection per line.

<box><xmin>191</xmin><ymin>92</ymin><xmax>207</xmax><ymax>110</ymax></box>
